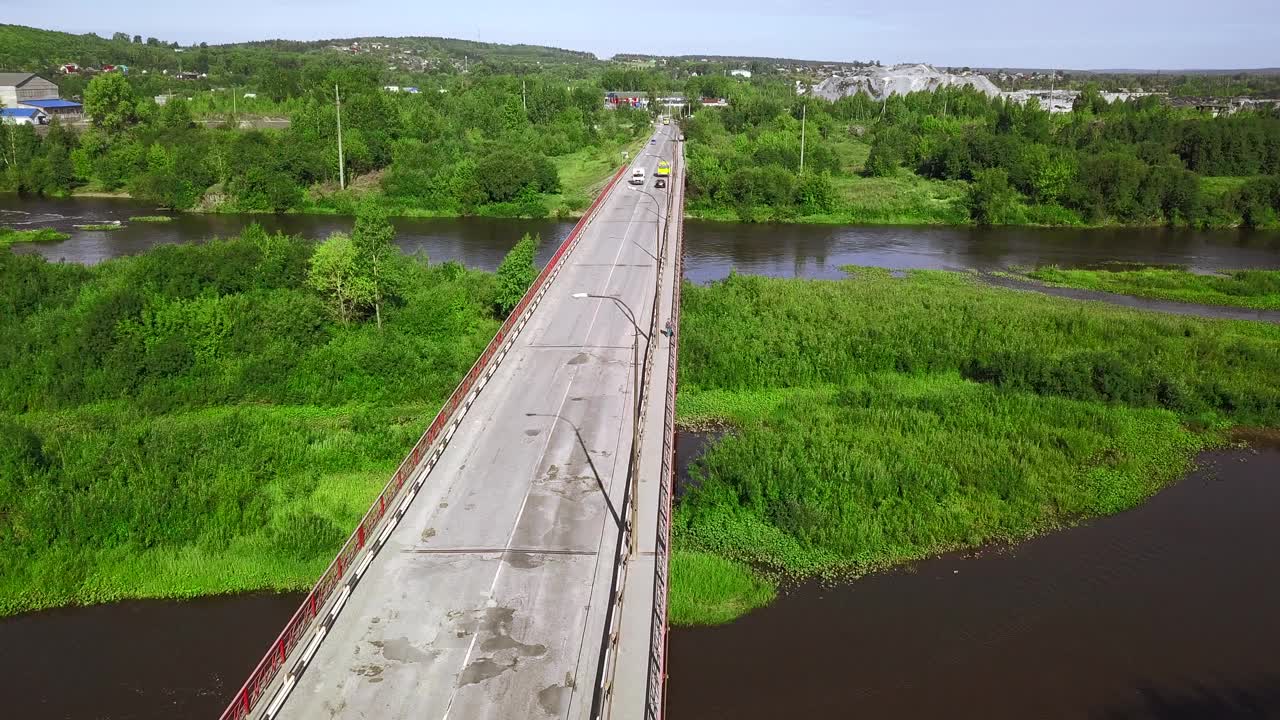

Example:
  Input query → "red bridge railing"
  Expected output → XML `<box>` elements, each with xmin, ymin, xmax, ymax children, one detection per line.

<box><xmin>219</xmin><ymin>164</ymin><xmax>628</xmax><ymax>720</ymax></box>
<box><xmin>645</xmin><ymin>147</ymin><xmax>682</xmax><ymax>720</ymax></box>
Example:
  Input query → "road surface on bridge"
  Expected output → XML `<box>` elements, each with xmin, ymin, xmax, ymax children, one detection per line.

<box><xmin>276</xmin><ymin>124</ymin><xmax>679</xmax><ymax>720</ymax></box>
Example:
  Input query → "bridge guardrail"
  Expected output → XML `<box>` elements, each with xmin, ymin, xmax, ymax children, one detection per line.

<box><xmin>645</xmin><ymin>142</ymin><xmax>682</xmax><ymax>720</ymax></box>
<box><xmin>219</xmin><ymin>164</ymin><xmax>628</xmax><ymax>720</ymax></box>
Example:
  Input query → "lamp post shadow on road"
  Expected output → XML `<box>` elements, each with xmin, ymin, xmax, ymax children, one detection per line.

<box><xmin>571</xmin><ymin>291</ymin><xmax>646</xmax><ymax>558</ymax></box>
<box><xmin>524</xmin><ymin>412</ymin><xmax>622</xmax><ymax>529</ymax></box>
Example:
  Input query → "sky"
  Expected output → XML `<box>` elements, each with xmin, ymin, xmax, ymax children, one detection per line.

<box><xmin>7</xmin><ymin>0</ymin><xmax>1280</xmax><ymax>69</ymax></box>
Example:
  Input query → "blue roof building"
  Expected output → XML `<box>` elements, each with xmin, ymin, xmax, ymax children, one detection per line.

<box><xmin>0</xmin><ymin>107</ymin><xmax>44</xmax><ymax>124</ymax></box>
<box><xmin>20</xmin><ymin>98</ymin><xmax>82</xmax><ymax>110</ymax></box>
<box><xmin>19</xmin><ymin>98</ymin><xmax>83</xmax><ymax>120</ymax></box>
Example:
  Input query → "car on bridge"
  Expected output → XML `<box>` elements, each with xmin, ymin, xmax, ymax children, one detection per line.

<box><xmin>630</xmin><ymin>168</ymin><xmax>646</xmax><ymax>185</ymax></box>
<box><xmin>655</xmin><ymin>177</ymin><xmax>667</xmax><ymax>189</ymax></box>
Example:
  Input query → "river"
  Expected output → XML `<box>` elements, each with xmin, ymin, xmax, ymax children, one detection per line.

<box><xmin>6</xmin><ymin>197</ymin><xmax>1280</xmax><ymax>279</ymax></box>
<box><xmin>4</xmin><ymin>198</ymin><xmax>1280</xmax><ymax>718</ymax></box>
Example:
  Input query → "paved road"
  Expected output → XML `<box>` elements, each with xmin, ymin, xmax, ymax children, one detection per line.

<box><xmin>278</xmin><ymin>124</ymin><xmax>679</xmax><ymax>720</ymax></box>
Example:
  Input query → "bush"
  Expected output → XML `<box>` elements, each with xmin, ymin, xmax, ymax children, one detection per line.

<box><xmin>493</xmin><ymin>233</ymin><xmax>539</xmax><ymax>316</ymax></box>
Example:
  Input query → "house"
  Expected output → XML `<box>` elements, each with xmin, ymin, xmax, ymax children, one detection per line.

<box><xmin>0</xmin><ymin>73</ymin><xmax>59</xmax><ymax>108</ymax></box>
<box><xmin>19</xmin><ymin>98</ymin><xmax>83</xmax><ymax>120</ymax></box>
<box><xmin>60</xmin><ymin>64</ymin><xmax>79</xmax><ymax>74</ymax></box>
<box><xmin>604</xmin><ymin>91</ymin><xmax>650</xmax><ymax>109</ymax></box>
<box><xmin>700</xmin><ymin>97</ymin><xmax>729</xmax><ymax>108</ymax></box>
<box><xmin>731</xmin><ymin>69</ymin><xmax>752</xmax><ymax>78</ymax></box>
<box><xmin>0</xmin><ymin>107</ymin><xmax>44</xmax><ymax>125</ymax></box>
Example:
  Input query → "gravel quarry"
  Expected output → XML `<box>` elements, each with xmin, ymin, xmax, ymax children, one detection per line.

<box><xmin>810</xmin><ymin>63</ymin><xmax>1001</xmax><ymax>101</ymax></box>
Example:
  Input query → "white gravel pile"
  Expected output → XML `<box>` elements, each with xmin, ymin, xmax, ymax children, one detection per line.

<box><xmin>812</xmin><ymin>63</ymin><xmax>1001</xmax><ymax>101</ymax></box>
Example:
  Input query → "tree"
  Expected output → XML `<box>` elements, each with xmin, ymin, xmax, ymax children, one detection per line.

<box><xmin>84</xmin><ymin>73</ymin><xmax>137</xmax><ymax>135</ymax></box>
<box><xmin>307</xmin><ymin>233</ymin><xmax>361</xmax><ymax>324</ymax></box>
<box><xmin>795</xmin><ymin>172</ymin><xmax>836</xmax><ymax>214</ymax></box>
<box><xmin>494</xmin><ymin>233</ymin><xmax>539</xmax><ymax>316</ymax></box>
<box><xmin>158</xmin><ymin>97</ymin><xmax>193</xmax><ymax>131</ymax></box>
<box><xmin>967</xmin><ymin>168</ymin><xmax>1016</xmax><ymax>225</ymax></box>
<box><xmin>350</xmin><ymin>207</ymin><xmax>404</xmax><ymax>330</ymax></box>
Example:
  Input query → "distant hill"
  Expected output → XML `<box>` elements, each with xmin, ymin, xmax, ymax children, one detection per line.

<box><xmin>0</xmin><ymin>24</ymin><xmax>189</xmax><ymax>73</ymax></box>
<box><xmin>228</xmin><ymin>36</ymin><xmax>597</xmax><ymax>65</ymax></box>
<box><xmin>0</xmin><ymin>24</ymin><xmax>600</xmax><ymax>80</ymax></box>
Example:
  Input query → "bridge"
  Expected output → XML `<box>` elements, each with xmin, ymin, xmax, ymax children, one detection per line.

<box><xmin>220</xmin><ymin>123</ymin><xmax>684</xmax><ymax>720</ymax></box>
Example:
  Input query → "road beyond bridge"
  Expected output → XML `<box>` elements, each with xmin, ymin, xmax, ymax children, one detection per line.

<box><xmin>222</xmin><ymin>123</ymin><xmax>684</xmax><ymax>720</ymax></box>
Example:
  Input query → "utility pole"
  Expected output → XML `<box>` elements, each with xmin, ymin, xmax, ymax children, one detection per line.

<box><xmin>335</xmin><ymin>85</ymin><xmax>345</xmax><ymax>191</ymax></box>
<box><xmin>522</xmin><ymin>78</ymin><xmax>527</xmax><ymax>113</ymax></box>
<box><xmin>799</xmin><ymin>102</ymin><xmax>807</xmax><ymax>175</ymax></box>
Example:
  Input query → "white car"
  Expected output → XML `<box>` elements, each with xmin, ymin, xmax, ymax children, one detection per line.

<box><xmin>630</xmin><ymin>168</ymin><xmax>646</xmax><ymax>185</ymax></box>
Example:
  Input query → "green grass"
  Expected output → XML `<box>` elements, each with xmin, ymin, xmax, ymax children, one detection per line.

<box><xmin>824</xmin><ymin>172</ymin><xmax>969</xmax><ymax>224</ymax></box>
<box><xmin>670</xmin><ymin>270</ymin><xmax>1280</xmax><ymax>625</ymax></box>
<box><xmin>0</xmin><ymin>403</ymin><xmax>423</xmax><ymax>613</ymax></box>
<box><xmin>1200</xmin><ymin>176</ymin><xmax>1255</xmax><ymax>200</ymax></box>
<box><xmin>73</xmin><ymin>223</ymin><xmax>124</xmax><ymax>231</ymax></box>
<box><xmin>545</xmin><ymin>133</ymin><xmax>648</xmax><ymax>215</ymax></box>
<box><xmin>128</xmin><ymin>215</ymin><xmax>174</xmax><ymax>223</ymax></box>
<box><xmin>684</xmin><ymin>170</ymin><xmax>969</xmax><ymax>226</ymax></box>
<box><xmin>1026</xmin><ymin>266</ymin><xmax>1280</xmax><ymax>310</ymax></box>
<box><xmin>0</xmin><ymin>227</ymin><xmax>69</xmax><ymax>246</ymax></box>
<box><xmin>669</xmin><ymin>550</ymin><xmax>776</xmax><ymax>626</ymax></box>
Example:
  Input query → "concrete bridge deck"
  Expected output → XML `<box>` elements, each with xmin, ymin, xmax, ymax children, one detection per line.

<box><xmin>263</xmin><ymin>123</ymin><xmax>682</xmax><ymax>720</ymax></box>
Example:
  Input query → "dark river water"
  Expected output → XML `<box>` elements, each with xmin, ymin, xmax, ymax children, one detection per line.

<box><xmin>0</xmin><ymin>593</ymin><xmax>302</xmax><ymax>719</ymax></box>
<box><xmin>669</xmin><ymin>436</ymin><xmax>1280</xmax><ymax>720</ymax></box>
<box><xmin>4</xmin><ymin>197</ymin><xmax>1280</xmax><ymax>719</ymax></box>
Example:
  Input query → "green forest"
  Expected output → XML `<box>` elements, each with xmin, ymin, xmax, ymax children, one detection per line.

<box><xmin>1</xmin><ymin>22</ymin><xmax>651</xmax><ymax>219</ymax></box>
<box><xmin>668</xmin><ymin>269</ymin><xmax>1280</xmax><ymax>625</ymax></box>
<box><xmin>0</xmin><ymin>215</ymin><xmax>530</xmax><ymax>614</ymax></box>
<box><xmin>0</xmin><ymin>69</ymin><xmax>647</xmax><ymax>218</ymax></box>
<box><xmin>682</xmin><ymin>83</ymin><xmax>1280</xmax><ymax>227</ymax></box>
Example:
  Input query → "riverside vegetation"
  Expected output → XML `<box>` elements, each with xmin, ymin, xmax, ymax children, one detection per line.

<box><xmin>667</xmin><ymin>269</ymin><xmax>1280</xmax><ymax>625</ymax></box>
<box><xmin>0</xmin><ymin>210</ymin><xmax>548</xmax><ymax>615</ymax></box>
<box><xmin>1024</xmin><ymin>266</ymin><xmax>1280</xmax><ymax>310</ymax></box>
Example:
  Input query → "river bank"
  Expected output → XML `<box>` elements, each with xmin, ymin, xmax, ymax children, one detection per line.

<box><xmin>669</xmin><ymin>436</ymin><xmax>1280</xmax><ymax>720</ymax></box>
<box><xmin>670</xmin><ymin>269</ymin><xmax>1280</xmax><ymax>625</ymax></box>
<box><xmin>1018</xmin><ymin>266</ymin><xmax>1280</xmax><ymax>311</ymax></box>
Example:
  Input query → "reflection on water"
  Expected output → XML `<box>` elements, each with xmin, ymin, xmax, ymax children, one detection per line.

<box><xmin>668</xmin><ymin>437</ymin><xmax>1280</xmax><ymax>720</ymax></box>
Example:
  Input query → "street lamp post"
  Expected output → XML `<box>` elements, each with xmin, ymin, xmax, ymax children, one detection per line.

<box><xmin>572</xmin><ymin>292</ymin><xmax>647</xmax><ymax>557</ymax></box>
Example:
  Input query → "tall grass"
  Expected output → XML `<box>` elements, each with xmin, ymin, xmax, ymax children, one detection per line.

<box><xmin>0</xmin><ymin>233</ymin><xmax>500</xmax><ymax>615</ymax></box>
<box><xmin>1027</xmin><ymin>266</ymin><xmax>1280</xmax><ymax>310</ymax></box>
<box><xmin>670</xmin><ymin>270</ymin><xmax>1280</xmax><ymax>625</ymax></box>
<box><xmin>669</xmin><ymin>551</ymin><xmax>776</xmax><ymax>626</ymax></box>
